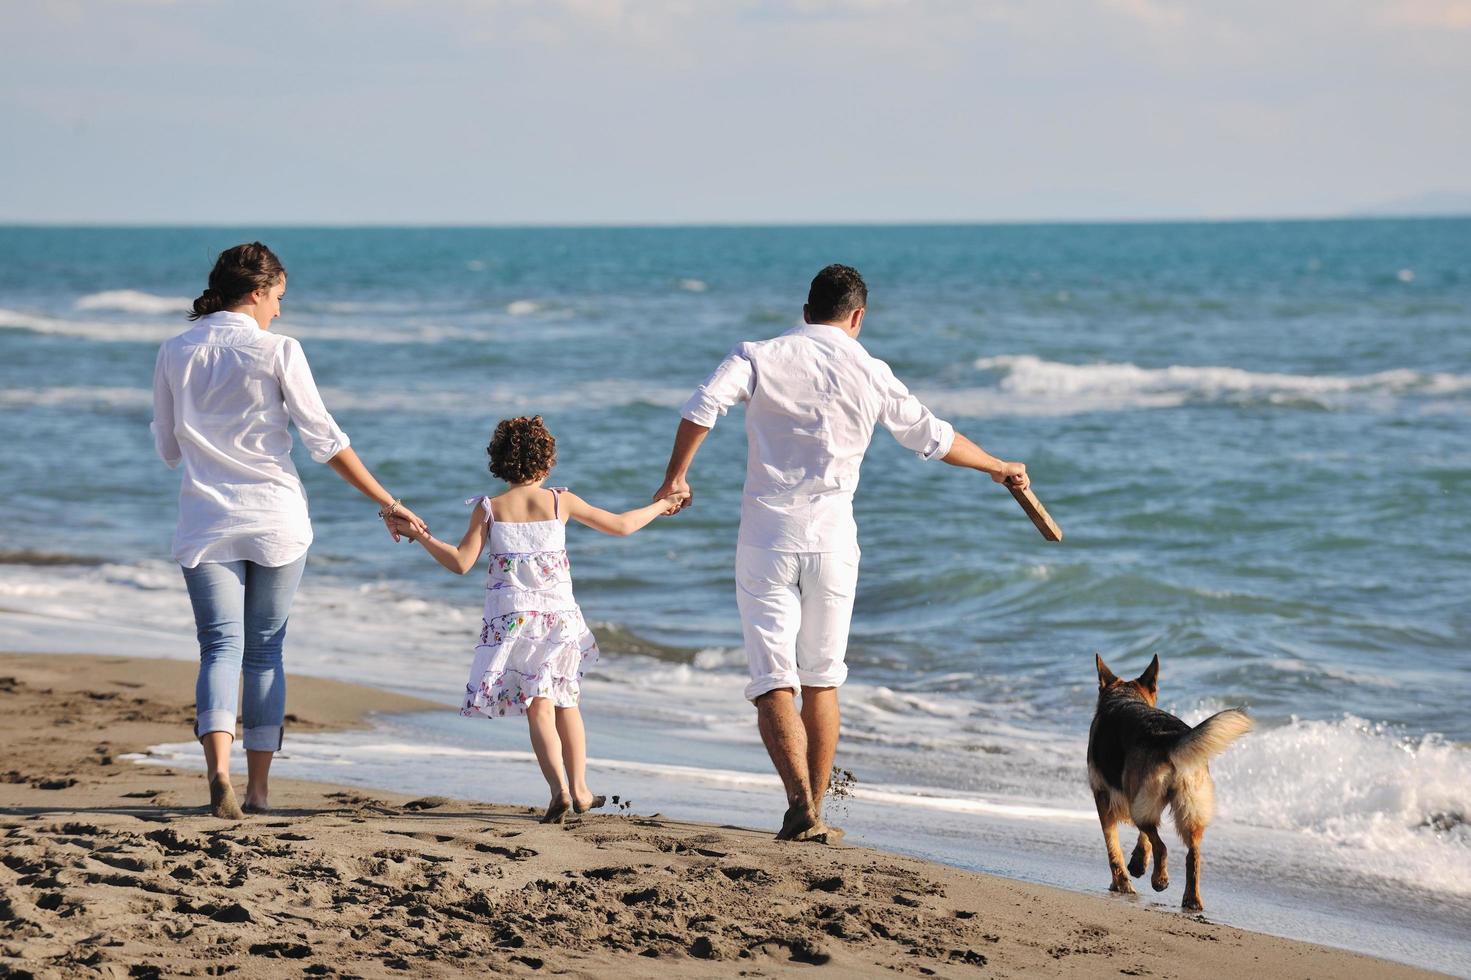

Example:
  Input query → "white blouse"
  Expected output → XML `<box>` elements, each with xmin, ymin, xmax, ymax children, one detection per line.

<box><xmin>682</xmin><ymin>323</ymin><xmax>954</xmax><ymax>553</ymax></box>
<box><xmin>150</xmin><ymin>311</ymin><xmax>350</xmax><ymax>568</ymax></box>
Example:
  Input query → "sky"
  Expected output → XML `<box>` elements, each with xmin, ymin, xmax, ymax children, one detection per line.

<box><xmin>2</xmin><ymin>0</ymin><xmax>1468</xmax><ymax>225</ymax></box>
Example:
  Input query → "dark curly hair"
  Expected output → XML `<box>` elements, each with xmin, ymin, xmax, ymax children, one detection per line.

<box><xmin>487</xmin><ymin>416</ymin><xmax>557</xmax><ymax>484</ymax></box>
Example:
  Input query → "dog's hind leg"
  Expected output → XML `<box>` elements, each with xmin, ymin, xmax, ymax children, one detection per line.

<box><xmin>1172</xmin><ymin>769</ymin><xmax>1214</xmax><ymax>912</ymax></box>
<box><xmin>1127</xmin><ymin>830</ymin><xmax>1150</xmax><ymax>879</ymax></box>
<box><xmin>1181</xmin><ymin>823</ymin><xmax>1205</xmax><ymax>911</ymax></box>
<box><xmin>1141</xmin><ymin>824</ymin><xmax>1169</xmax><ymax>892</ymax></box>
<box><xmin>1094</xmin><ymin>791</ymin><xmax>1135</xmax><ymax>895</ymax></box>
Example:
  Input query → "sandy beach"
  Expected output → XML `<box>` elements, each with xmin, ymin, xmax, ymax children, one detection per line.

<box><xmin>0</xmin><ymin>653</ymin><xmax>1442</xmax><ymax>979</ymax></box>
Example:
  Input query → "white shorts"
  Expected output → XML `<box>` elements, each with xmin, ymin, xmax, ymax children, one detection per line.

<box><xmin>735</xmin><ymin>545</ymin><xmax>861</xmax><ymax>701</ymax></box>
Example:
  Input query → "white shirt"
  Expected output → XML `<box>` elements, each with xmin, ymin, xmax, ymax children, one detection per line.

<box><xmin>151</xmin><ymin>312</ymin><xmax>350</xmax><ymax>568</ymax></box>
<box><xmin>682</xmin><ymin>323</ymin><xmax>954</xmax><ymax>552</ymax></box>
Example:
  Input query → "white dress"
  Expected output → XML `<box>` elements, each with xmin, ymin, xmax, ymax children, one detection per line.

<box><xmin>460</xmin><ymin>489</ymin><xmax>600</xmax><ymax>718</ymax></box>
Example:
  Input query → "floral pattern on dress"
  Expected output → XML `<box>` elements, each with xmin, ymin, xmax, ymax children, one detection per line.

<box><xmin>459</xmin><ymin>640</ymin><xmax>600</xmax><ymax>718</ymax></box>
<box><xmin>478</xmin><ymin>609</ymin><xmax>572</xmax><ymax>646</ymax></box>
<box><xmin>489</xmin><ymin>551</ymin><xmax>570</xmax><ymax>576</ymax></box>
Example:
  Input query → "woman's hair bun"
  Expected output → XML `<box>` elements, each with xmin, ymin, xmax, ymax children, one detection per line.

<box><xmin>188</xmin><ymin>242</ymin><xmax>286</xmax><ymax>321</ymax></box>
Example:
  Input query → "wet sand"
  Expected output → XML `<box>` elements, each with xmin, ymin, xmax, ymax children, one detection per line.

<box><xmin>0</xmin><ymin>653</ymin><xmax>1441</xmax><ymax>978</ymax></box>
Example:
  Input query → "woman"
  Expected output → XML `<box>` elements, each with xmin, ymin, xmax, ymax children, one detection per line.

<box><xmin>151</xmin><ymin>242</ymin><xmax>425</xmax><ymax>819</ymax></box>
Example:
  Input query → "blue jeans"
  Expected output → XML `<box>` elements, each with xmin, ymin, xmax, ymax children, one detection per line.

<box><xmin>181</xmin><ymin>556</ymin><xmax>307</xmax><ymax>752</ymax></box>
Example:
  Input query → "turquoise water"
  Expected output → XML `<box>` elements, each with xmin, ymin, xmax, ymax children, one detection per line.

<box><xmin>2</xmin><ymin>221</ymin><xmax>1469</xmax><ymax>969</ymax></box>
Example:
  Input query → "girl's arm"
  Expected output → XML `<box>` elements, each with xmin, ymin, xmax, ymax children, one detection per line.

<box><xmin>561</xmin><ymin>490</ymin><xmax>688</xmax><ymax>537</ymax></box>
<box><xmin>391</xmin><ymin>506</ymin><xmax>489</xmax><ymax>574</ymax></box>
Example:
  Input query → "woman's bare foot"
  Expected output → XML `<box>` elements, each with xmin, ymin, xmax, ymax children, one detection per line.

<box><xmin>775</xmin><ymin>801</ymin><xmax>824</xmax><ymax>841</ymax></box>
<box><xmin>541</xmin><ymin>794</ymin><xmax>572</xmax><ymax>824</ymax></box>
<box><xmin>208</xmin><ymin>774</ymin><xmax>244</xmax><ymax>820</ymax></box>
<box><xmin>572</xmin><ymin>793</ymin><xmax>606</xmax><ymax>814</ymax></box>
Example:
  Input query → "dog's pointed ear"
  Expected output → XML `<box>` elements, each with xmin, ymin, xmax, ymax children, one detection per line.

<box><xmin>1137</xmin><ymin>654</ymin><xmax>1160</xmax><ymax>693</ymax></box>
<box><xmin>1096</xmin><ymin>653</ymin><xmax>1118</xmax><ymax>690</ymax></box>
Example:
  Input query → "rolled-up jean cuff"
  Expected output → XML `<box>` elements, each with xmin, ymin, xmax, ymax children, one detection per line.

<box><xmin>243</xmin><ymin>725</ymin><xmax>284</xmax><ymax>752</ymax></box>
<box><xmin>195</xmin><ymin>709</ymin><xmax>235</xmax><ymax>741</ymax></box>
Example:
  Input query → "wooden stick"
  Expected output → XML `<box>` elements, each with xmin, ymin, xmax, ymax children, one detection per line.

<box><xmin>1008</xmin><ymin>485</ymin><xmax>1062</xmax><ymax>541</ymax></box>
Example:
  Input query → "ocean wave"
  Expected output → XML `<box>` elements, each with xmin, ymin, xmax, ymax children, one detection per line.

<box><xmin>317</xmin><ymin>381</ymin><xmax>688</xmax><ymax>414</ymax></box>
<box><xmin>955</xmin><ymin>355</ymin><xmax>1471</xmax><ymax>415</ymax></box>
<box><xmin>0</xmin><ymin>386</ymin><xmax>151</xmax><ymax>409</ymax></box>
<box><xmin>74</xmin><ymin>289</ymin><xmax>190</xmax><ymax>315</ymax></box>
<box><xmin>1208</xmin><ymin>712</ymin><xmax>1471</xmax><ymax>896</ymax></box>
<box><xmin>0</xmin><ymin>308</ymin><xmax>174</xmax><ymax>343</ymax></box>
<box><xmin>0</xmin><ymin>550</ymin><xmax>107</xmax><ymax>567</ymax></box>
<box><xmin>0</xmin><ymin>381</ymin><xmax>686</xmax><ymax>416</ymax></box>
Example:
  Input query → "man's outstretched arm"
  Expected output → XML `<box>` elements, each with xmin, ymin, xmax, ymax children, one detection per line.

<box><xmin>942</xmin><ymin>432</ymin><xmax>1029</xmax><ymax>490</ymax></box>
<box><xmin>654</xmin><ymin>418</ymin><xmax>710</xmax><ymax>512</ymax></box>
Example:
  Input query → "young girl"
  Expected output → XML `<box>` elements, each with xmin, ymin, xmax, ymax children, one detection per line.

<box><xmin>389</xmin><ymin>415</ymin><xmax>685</xmax><ymax>823</ymax></box>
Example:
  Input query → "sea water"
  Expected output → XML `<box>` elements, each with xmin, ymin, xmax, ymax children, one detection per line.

<box><xmin>1</xmin><ymin>222</ymin><xmax>1467</xmax><ymax>972</ymax></box>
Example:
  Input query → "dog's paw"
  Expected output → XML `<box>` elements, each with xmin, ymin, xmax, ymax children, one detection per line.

<box><xmin>1127</xmin><ymin>854</ymin><xmax>1148</xmax><ymax>878</ymax></box>
<box><xmin>1181</xmin><ymin>896</ymin><xmax>1203</xmax><ymax>912</ymax></box>
<box><xmin>1109</xmin><ymin>877</ymin><xmax>1137</xmax><ymax>896</ymax></box>
<box><xmin>1151</xmin><ymin>874</ymin><xmax>1169</xmax><ymax>892</ymax></box>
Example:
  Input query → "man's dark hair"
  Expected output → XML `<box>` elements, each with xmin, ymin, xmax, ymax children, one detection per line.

<box><xmin>806</xmin><ymin>264</ymin><xmax>868</xmax><ymax>324</ymax></box>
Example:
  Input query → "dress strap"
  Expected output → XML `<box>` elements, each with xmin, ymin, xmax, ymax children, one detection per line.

<box><xmin>548</xmin><ymin>487</ymin><xmax>568</xmax><ymax>520</ymax></box>
<box><xmin>463</xmin><ymin>495</ymin><xmax>495</xmax><ymax>526</ymax></box>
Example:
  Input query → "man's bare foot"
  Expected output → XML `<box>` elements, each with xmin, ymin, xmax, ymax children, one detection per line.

<box><xmin>572</xmin><ymin>794</ymin><xmax>606</xmax><ymax>814</ymax></box>
<box><xmin>208</xmin><ymin>775</ymin><xmax>244</xmax><ymax>820</ymax></box>
<box><xmin>796</xmin><ymin>824</ymin><xmax>845</xmax><ymax>844</ymax></box>
<box><xmin>775</xmin><ymin>802</ymin><xmax>823</xmax><ymax>841</ymax></box>
<box><xmin>541</xmin><ymin>794</ymin><xmax>572</xmax><ymax>824</ymax></box>
<box><xmin>242</xmin><ymin>786</ymin><xmax>269</xmax><ymax>815</ymax></box>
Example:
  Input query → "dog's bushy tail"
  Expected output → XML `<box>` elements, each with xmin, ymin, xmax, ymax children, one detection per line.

<box><xmin>1169</xmin><ymin>709</ymin><xmax>1253</xmax><ymax>770</ymax></box>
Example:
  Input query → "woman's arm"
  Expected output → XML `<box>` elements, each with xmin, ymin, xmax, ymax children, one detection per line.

<box><xmin>150</xmin><ymin>345</ymin><xmax>181</xmax><ymax>468</ymax></box>
<box><xmin>327</xmin><ymin>447</ymin><xmax>427</xmax><ymax>539</ymax></box>
<box><xmin>276</xmin><ymin>337</ymin><xmax>426</xmax><ymax>539</ymax></box>
<box><xmin>562</xmin><ymin>490</ymin><xmax>688</xmax><ymax>537</ymax></box>
<box><xmin>390</xmin><ymin>507</ymin><xmax>488</xmax><ymax>574</ymax></box>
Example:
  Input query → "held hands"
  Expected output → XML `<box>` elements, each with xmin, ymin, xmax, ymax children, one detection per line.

<box><xmin>381</xmin><ymin>502</ymin><xmax>428</xmax><ymax>543</ymax></box>
<box><xmin>386</xmin><ymin>514</ymin><xmax>425</xmax><ymax>542</ymax></box>
<box><xmin>656</xmin><ymin>490</ymin><xmax>691</xmax><ymax>516</ymax></box>
<box><xmin>992</xmin><ymin>461</ymin><xmax>1030</xmax><ymax>492</ymax></box>
<box><xmin>653</xmin><ymin>477</ymin><xmax>693</xmax><ymax>514</ymax></box>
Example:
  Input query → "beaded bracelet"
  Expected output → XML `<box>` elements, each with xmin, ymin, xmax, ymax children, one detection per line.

<box><xmin>377</xmin><ymin>498</ymin><xmax>403</xmax><ymax>520</ymax></box>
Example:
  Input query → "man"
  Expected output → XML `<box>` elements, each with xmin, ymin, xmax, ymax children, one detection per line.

<box><xmin>655</xmin><ymin>264</ymin><xmax>1029</xmax><ymax>841</ymax></box>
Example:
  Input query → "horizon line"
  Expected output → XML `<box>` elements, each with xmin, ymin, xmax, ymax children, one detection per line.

<box><xmin>2</xmin><ymin>212</ymin><xmax>1469</xmax><ymax>231</ymax></box>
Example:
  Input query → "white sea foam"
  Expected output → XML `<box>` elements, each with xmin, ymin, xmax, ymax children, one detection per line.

<box><xmin>678</xmin><ymin>278</ymin><xmax>708</xmax><ymax>292</ymax></box>
<box><xmin>506</xmin><ymin>300</ymin><xmax>540</xmax><ymax>316</ymax></box>
<box><xmin>74</xmin><ymin>289</ymin><xmax>190</xmax><ymax>315</ymax></box>
<box><xmin>930</xmin><ymin>355</ymin><xmax>1471</xmax><ymax>416</ymax></box>
<box><xmin>0</xmin><ymin>386</ymin><xmax>151</xmax><ymax>409</ymax></box>
<box><xmin>0</xmin><ymin>381</ymin><xmax>685</xmax><ymax>415</ymax></box>
<box><xmin>1211</xmin><ymin>713</ymin><xmax>1471</xmax><ymax>896</ymax></box>
<box><xmin>0</xmin><ymin>308</ymin><xmax>174</xmax><ymax>343</ymax></box>
<box><xmin>316</xmin><ymin>381</ymin><xmax>688</xmax><ymax>413</ymax></box>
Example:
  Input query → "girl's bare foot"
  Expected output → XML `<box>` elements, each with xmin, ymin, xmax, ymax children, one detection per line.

<box><xmin>572</xmin><ymin>793</ymin><xmax>606</xmax><ymax>814</ymax></box>
<box><xmin>208</xmin><ymin>774</ymin><xmax>244</xmax><ymax>820</ymax></box>
<box><xmin>541</xmin><ymin>794</ymin><xmax>572</xmax><ymax>824</ymax></box>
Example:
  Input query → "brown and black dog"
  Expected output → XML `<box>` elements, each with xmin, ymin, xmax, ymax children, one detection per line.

<box><xmin>1087</xmin><ymin>654</ymin><xmax>1252</xmax><ymax>911</ymax></box>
